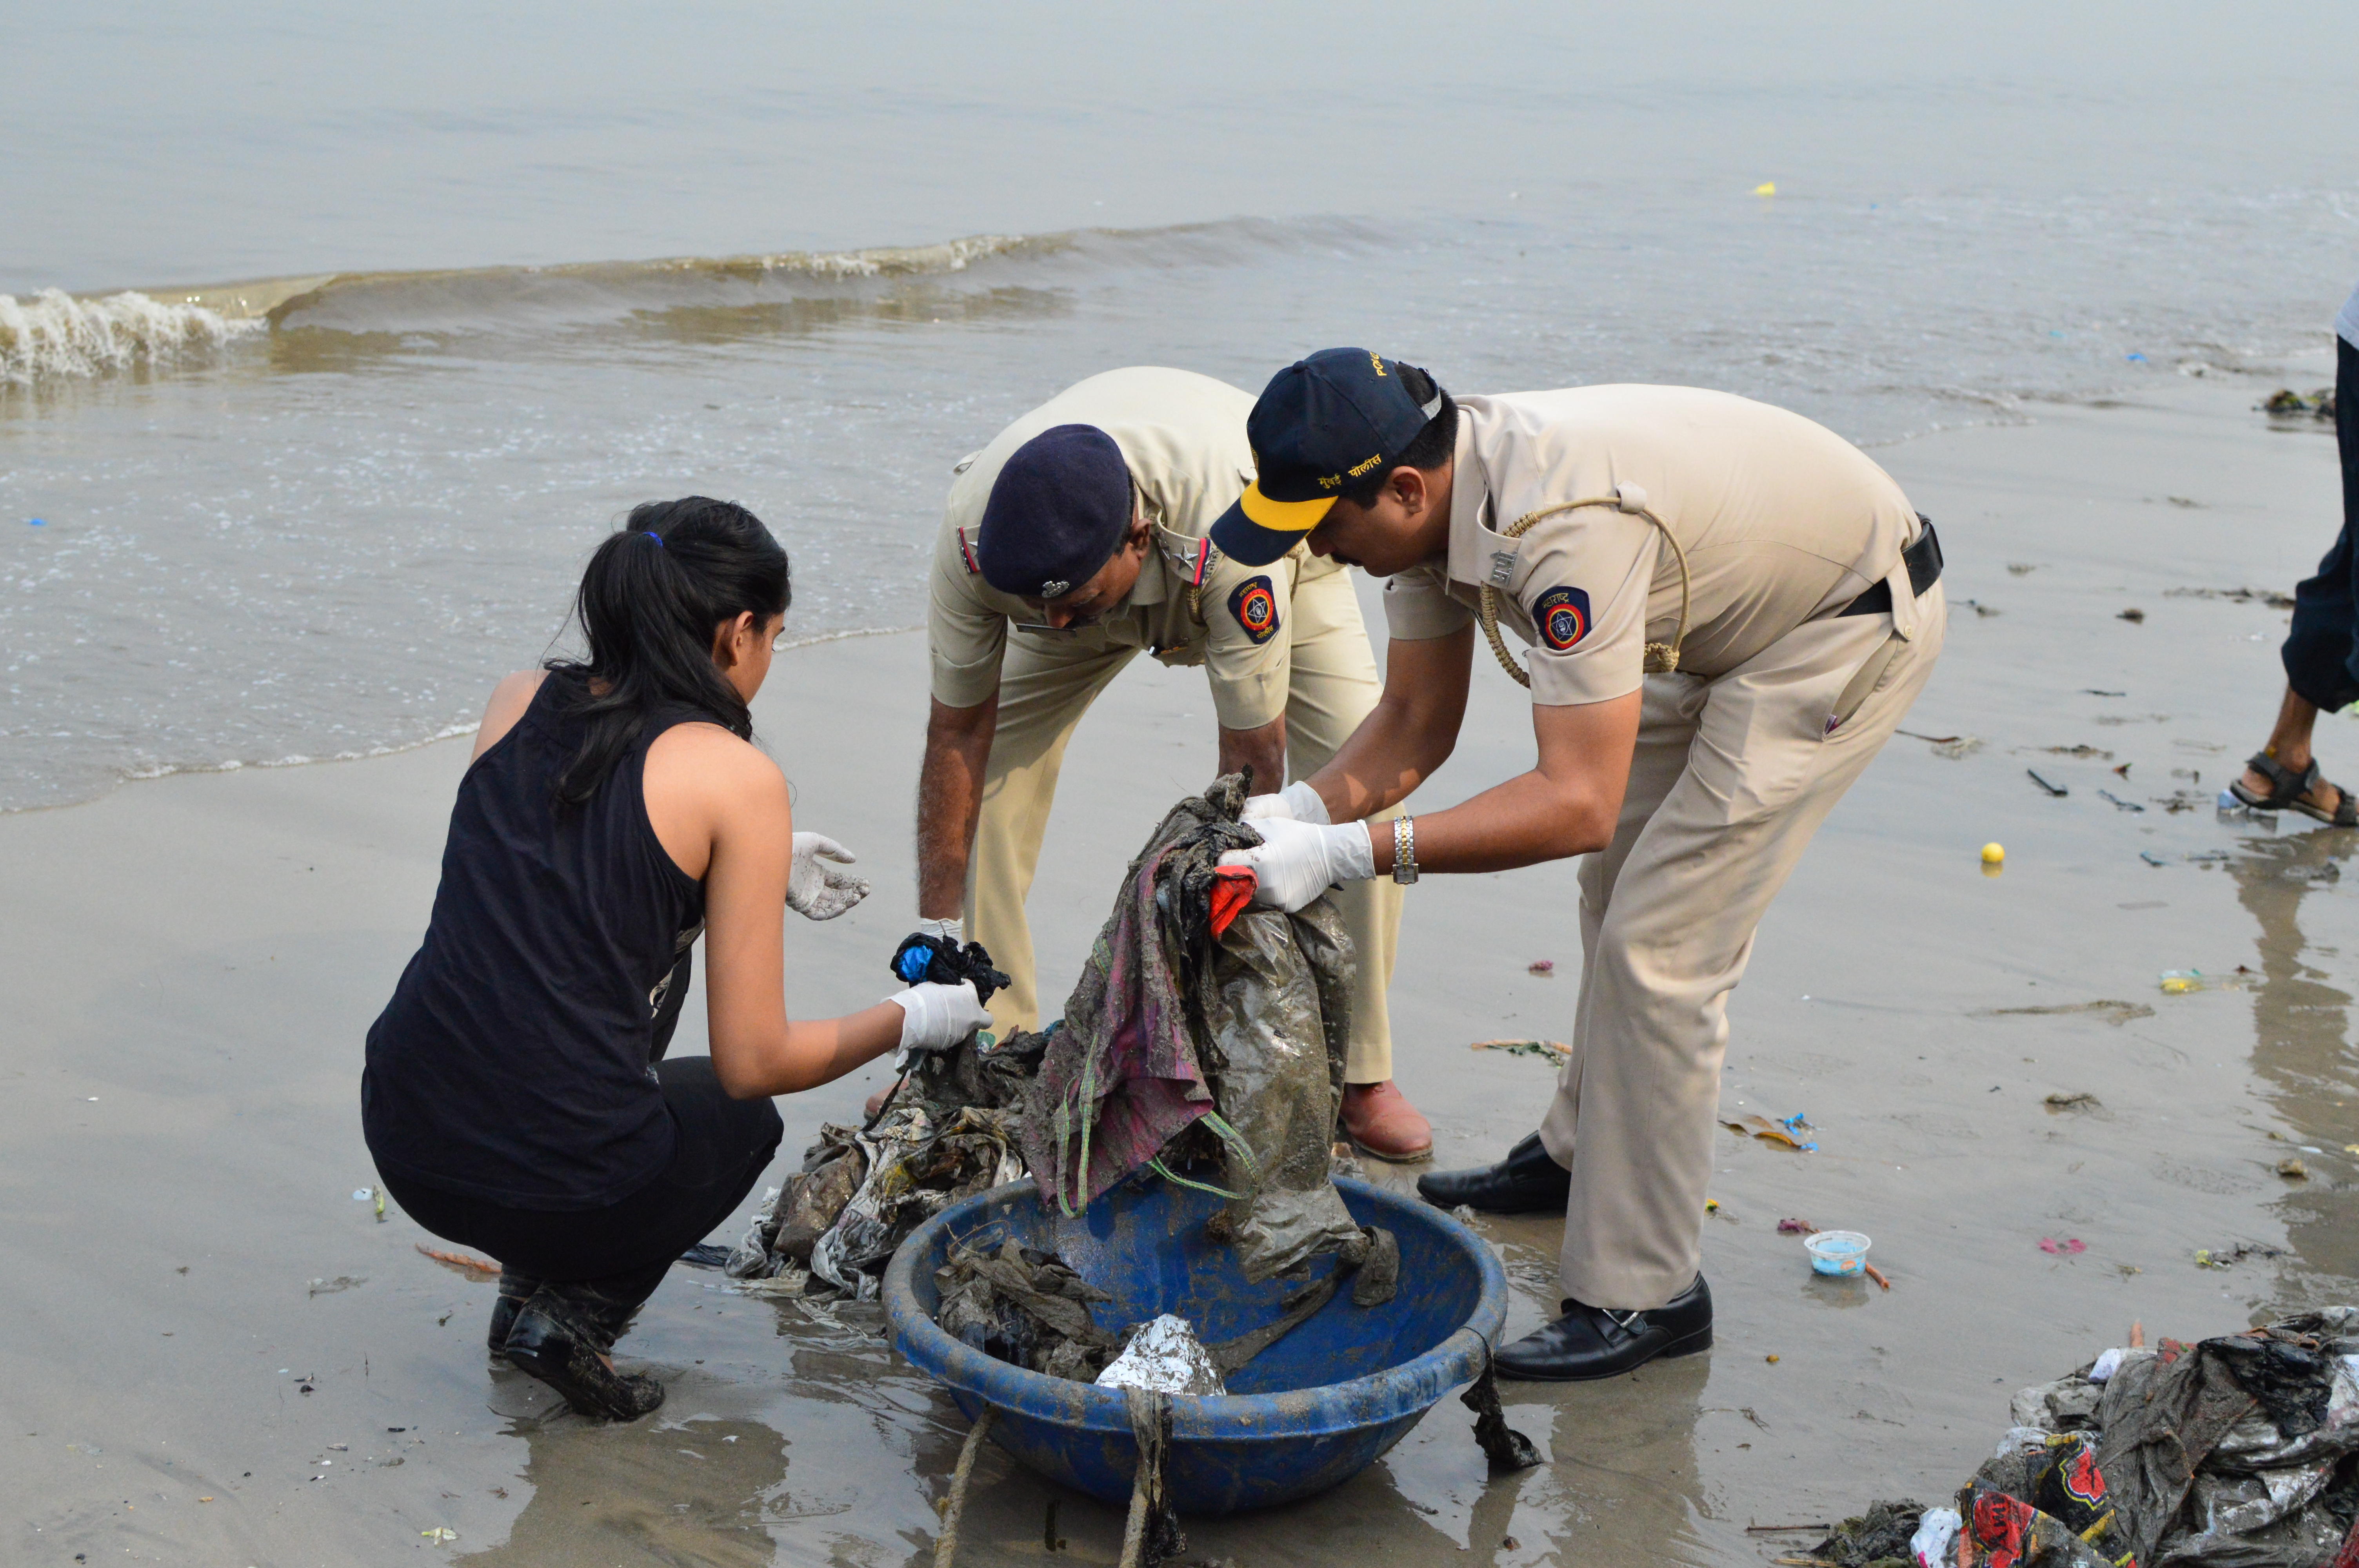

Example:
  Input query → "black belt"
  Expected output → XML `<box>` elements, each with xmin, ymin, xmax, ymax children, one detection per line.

<box><xmin>1839</xmin><ymin>516</ymin><xmax>1943</xmax><ymax>617</ymax></box>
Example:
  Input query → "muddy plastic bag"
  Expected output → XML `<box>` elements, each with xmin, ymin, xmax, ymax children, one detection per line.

<box><xmin>1022</xmin><ymin>773</ymin><xmax>1388</xmax><ymax>1293</ymax></box>
<box><xmin>1802</xmin><ymin>1499</ymin><xmax>1928</xmax><ymax>1568</ymax></box>
<box><xmin>2091</xmin><ymin>1327</ymin><xmax>2359</xmax><ymax>1566</ymax></box>
<box><xmin>727</xmin><ymin>1102</ymin><xmax>1027</xmax><ymax>1300</ymax></box>
<box><xmin>935</xmin><ymin>1238</ymin><xmax>1120</xmax><ymax>1383</ymax></box>
<box><xmin>1196</xmin><ymin>867</ymin><xmax>1367</xmax><ymax>1283</ymax></box>
<box><xmin>1807</xmin><ymin>1314</ymin><xmax>2359</xmax><ymax>1568</ymax></box>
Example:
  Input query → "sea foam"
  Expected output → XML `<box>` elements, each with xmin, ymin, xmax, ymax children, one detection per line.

<box><xmin>0</xmin><ymin>288</ymin><xmax>259</xmax><ymax>386</ymax></box>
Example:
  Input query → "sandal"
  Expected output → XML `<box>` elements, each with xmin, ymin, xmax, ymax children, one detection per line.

<box><xmin>2229</xmin><ymin>752</ymin><xmax>2359</xmax><ymax>827</ymax></box>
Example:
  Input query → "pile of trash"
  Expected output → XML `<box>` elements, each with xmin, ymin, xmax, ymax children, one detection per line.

<box><xmin>717</xmin><ymin>773</ymin><xmax>1398</xmax><ymax>1344</ymax></box>
<box><xmin>718</xmin><ymin>937</ymin><xmax>1046</xmax><ymax>1300</ymax></box>
<box><xmin>2262</xmin><ymin>388</ymin><xmax>2337</xmax><ymax>422</ymax></box>
<box><xmin>1794</xmin><ymin>1310</ymin><xmax>2359</xmax><ymax>1568</ymax></box>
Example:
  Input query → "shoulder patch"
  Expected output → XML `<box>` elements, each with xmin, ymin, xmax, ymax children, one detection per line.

<box><xmin>956</xmin><ymin>526</ymin><xmax>982</xmax><ymax>575</ymax></box>
<box><xmin>1533</xmin><ymin>586</ymin><xmax>1592</xmax><ymax>652</ymax></box>
<box><xmin>1227</xmin><ymin>575</ymin><xmax>1280</xmax><ymax>645</ymax></box>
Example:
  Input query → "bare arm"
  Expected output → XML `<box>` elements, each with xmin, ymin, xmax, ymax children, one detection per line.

<box><xmin>916</xmin><ymin>695</ymin><xmax>998</xmax><ymax>920</ymax></box>
<box><xmin>1302</xmin><ymin>628</ymin><xmax>1475</xmax><ymax>822</ymax></box>
<box><xmin>1218</xmin><ymin>713</ymin><xmax>1288</xmax><ymax>796</ymax></box>
<box><xmin>644</xmin><ymin>727</ymin><xmax>904</xmax><ymax>1099</ymax></box>
<box><xmin>1362</xmin><ymin>691</ymin><xmax>1640</xmax><ymax>875</ymax></box>
<box><xmin>471</xmin><ymin>670</ymin><xmax>548</xmax><ymax>760</ymax></box>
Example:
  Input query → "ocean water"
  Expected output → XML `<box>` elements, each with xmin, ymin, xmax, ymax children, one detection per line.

<box><xmin>4</xmin><ymin>2</ymin><xmax>2357</xmax><ymax>809</ymax></box>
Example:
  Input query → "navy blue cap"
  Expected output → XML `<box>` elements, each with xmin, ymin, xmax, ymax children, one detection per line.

<box><xmin>1210</xmin><ymin>348</ymin><xmax>1444</xmax><ymax>566</ymax></box>
<box><xmin>975</xmin><ymin>425</ymin><xmax>1133</xmax><ymax>600</ymax></box>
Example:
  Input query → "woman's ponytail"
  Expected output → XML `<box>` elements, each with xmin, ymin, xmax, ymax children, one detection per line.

<box><xmin>545</xmin><ymin>497</ymin><xmax>790</xmax><ymax>809</ymax></box>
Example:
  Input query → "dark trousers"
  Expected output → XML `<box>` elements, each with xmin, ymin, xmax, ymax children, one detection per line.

<box><xmin>2281</xmin><ymin>336</ymin><xmax>2359</xmax><ymax>711</ymax></box>
<box><xmin>382</xmin><ymin>1051</ymin><xmax>782</xmax><ymax>1312</ymax></box>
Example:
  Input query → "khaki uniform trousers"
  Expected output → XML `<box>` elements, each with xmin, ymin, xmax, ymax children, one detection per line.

<box><xmin>963</xmin><ymin>567</ymin><xmax>1405</xmax><ymax>1082</ymax></box>
<box><xmin>1538</xmin><ymin>586</ymin><xmax>1947</xmax><ymax>1310</ymax></box>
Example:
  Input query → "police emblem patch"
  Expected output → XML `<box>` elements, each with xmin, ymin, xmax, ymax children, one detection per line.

<box><xmin>1533</xmin><ymin>586</ymin><xmax>1592</xmax><ymax>652</ymax></box>
<box><xmin>1038</xmin><ymin>579</ymin><xmax>1069</xmax><ymax>599</ymax></box>
<box><xmin>1228</xmin><ymin>575</ymin><xmax>1280</xmax><ymax>644</ymax></box>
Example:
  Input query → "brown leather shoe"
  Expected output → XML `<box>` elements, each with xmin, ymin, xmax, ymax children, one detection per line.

<box><xmin>1342</xmin><ymin>1080</ymin><xmax>1433</xmax><ymax>1162</ymax></box>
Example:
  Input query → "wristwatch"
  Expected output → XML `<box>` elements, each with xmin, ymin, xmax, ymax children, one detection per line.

<box><xmin>1392</xmin><ymin>816</ymin><xmax>1419</xmax><ymax>885</ymax></box>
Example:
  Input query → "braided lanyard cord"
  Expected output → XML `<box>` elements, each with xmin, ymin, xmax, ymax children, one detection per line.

<box><xmin>1476</xmin><ymin>495</ymin><xmax>1693</xmax><ymax>688</ymax></box>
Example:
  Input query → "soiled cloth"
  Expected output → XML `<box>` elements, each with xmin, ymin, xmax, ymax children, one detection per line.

<box><xmin>1021</xmin><ymin>772</ymin><xmax>1382</xmax><ymax>1288</ymax></box>
<box><xmin>1017</xmin><ymin>783</ymin><xmax>1249</xmax><ymax>1212</ymax></box>
<box><xmin>936</xmin><ymin>1238</ymin><xmax>1122</xmax><ymax>1384</ymax></box>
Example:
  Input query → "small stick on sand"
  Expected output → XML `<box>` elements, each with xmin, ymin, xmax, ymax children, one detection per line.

<box><xmin>1863</xmin><ymin>1263</ymin><xmax>1892</xmax><ymax>1291</ymax></box>
<box><xmin>414</xmin><ymin>1243</ymin><xmax>501</xmax><ymax>1278</ymax></box>
<box><xmin>1469</xmin><ymin>1038</ymin><xmax>1573</xmax><ymax>1058</ymax></box>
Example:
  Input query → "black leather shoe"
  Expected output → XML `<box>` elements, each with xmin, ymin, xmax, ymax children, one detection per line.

<box><xmin>502</xmin><ymin>1290</ymin><xmax>666</xmax><ymax>1421</ymax></box>
<box><xmin>1495</xmin><ymin>1275</ymin><xmax>1712</xmax><ymax>1382</ymax></box>
<box><xmin>1416</xmin><ymin>1132</ymin><xmax>1571</xmax><ymax>1214</ymax></box>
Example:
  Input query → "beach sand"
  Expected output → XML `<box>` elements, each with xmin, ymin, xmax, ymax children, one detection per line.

<box><xmin>5</xmin><ymin>365</ymin><xmax>2355</xmax><ymax>1566</ymax></box>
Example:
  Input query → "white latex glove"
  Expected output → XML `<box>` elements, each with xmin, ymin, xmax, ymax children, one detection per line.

<box><xmin>1216</xmin><ymin>816</ymin><xmax>1375</xmax><ymax>912</ymax></box>
<box><xmin>912</xmin><ymin>915</ymin><xmax>963</xmax><ymax>944</ymax></box>
<box><xmin>1239</xmin><ymin>780</ymin><xmax>1330</xmax><ymax>826</ymax></box>
<box><xmin>787</xmin><ymin>832</ymin><xmax>871</xmax><ymax>921</ymax></box>
<box><xmin>887</xmin><ymin>980</ymin><xmax>993</xmax><ymax>1068</ymax></box>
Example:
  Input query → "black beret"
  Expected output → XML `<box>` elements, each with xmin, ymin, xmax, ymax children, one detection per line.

<box><xmin>976</xmin><ymin>424</ymin><xmax>1132</xmax><ymax>599</ymax></box>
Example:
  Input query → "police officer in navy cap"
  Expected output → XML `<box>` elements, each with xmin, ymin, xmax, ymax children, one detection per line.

<box><xmin>903</xmin><ymin>366</ymin><xmax>1433</xmax><ymax>1159</ymax></box>
<box><xmin>1216</xmin><ymin>347</ymin><xmax>1946</xmax><ymax>1379</ymax></box>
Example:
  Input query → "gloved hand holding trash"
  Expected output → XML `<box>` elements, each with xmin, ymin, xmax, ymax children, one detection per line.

<box><xmin>1238</xmin><ymin>780</ymin><xmax>1330</xmax><ymax>824</ymax></box>
<box><xmin>786</xmin><ymin>832</ymin><xmax>871</xmax><ymax>920</ymax></box>
<box><xmin>885</xmin><ymin>980</ymin><xmax>993</xmax><ymax>1069</ymax></box>
<box><xmin>1217</xmin><ymin>815</ymin><xmax>1374</xmax><ymax>911</ymax></box>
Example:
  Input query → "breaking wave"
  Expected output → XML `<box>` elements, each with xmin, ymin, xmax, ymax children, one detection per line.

<box><xmin>256</xmin><ymin>230</ymin><xmax>1054</xmax><ymax>336</ymax></box>
<box><xmin>0</xmin><ymin>218</ymin><xmax>1352</xmax><ymax>387</ymax></box>
<box><xmin>0</xmin><ymin>288</ymin><xmax>263</xmax><ymax>386</ymax></box>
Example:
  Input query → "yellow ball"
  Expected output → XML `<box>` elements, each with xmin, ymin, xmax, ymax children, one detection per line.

<box><xmin>1981</xmin><ymin>842</ymin><xmax>2005</xmax><ymax>865</ymax></box>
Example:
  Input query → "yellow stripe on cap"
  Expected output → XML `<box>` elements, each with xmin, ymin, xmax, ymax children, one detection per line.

<box><xmin>1237</xmin><ymin>480</ymin><xmax>1335</xmax><ymax>535</ymax></box>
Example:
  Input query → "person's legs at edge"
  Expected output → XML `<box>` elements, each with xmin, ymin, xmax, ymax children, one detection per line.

<box><xmin>1414</xmin><ymin>674</ymin><xmax>1698</xmax><ymax>1211</ymax></box>
<box><xmin>1540</xmin><ymin>671</ymin><xmax>1709</xmax><ymax>1173</ymax></box>
<box><xmin>2240</xmin><ymin>336</ymin><xmax>2359</xmax><ymax>817</ymax></box>
<box><xmin>1498</xmin><ymin>593</ymin><xmax>1944</xmax><ymax>1379</ymax></box>
<box><xmin>1279</xmin><ymin>565</ymin><xmax>1421</xmax><ymax>1156</ymax></box>
<box><xmin>963</xmin><ymin>638</ymin><xmax>1135</xmax><ymax>1034</ymax></box>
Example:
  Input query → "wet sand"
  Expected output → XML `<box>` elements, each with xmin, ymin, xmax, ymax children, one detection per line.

<box><xmin>5</xmin><ymin>365</ymin><xmax>2355</xmax><ymax>1566</ymax></box>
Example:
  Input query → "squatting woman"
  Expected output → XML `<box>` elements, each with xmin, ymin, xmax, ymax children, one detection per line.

<box><xmin>362</xmin><ymin>497</ymin><xmax>987</xmax><ymax>1418</ymax></box>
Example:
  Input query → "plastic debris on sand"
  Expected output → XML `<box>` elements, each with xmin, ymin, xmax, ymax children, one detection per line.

<box><xmin>1722</xmin><ymin>1113</ymin><xmax>1817</xmax><ymax>1152</ymax></box>
<box><xmin>1472</xmin><ymin>1038</ymin><xmax>1572</xmax><ymax>1062</ymax></box>
<box><xmin>1791</xmin><ymin>1308</ymin><xmax>2359</xmax><ymax>1568</ymax></box>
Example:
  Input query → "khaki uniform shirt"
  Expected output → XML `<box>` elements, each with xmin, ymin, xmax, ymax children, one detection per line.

<box><xmin>1383</xmin><ymin>385</ymin><xmax>1925</xmax><ymax>705</ymax></box>
<box><xmin>929</xmin><ymin>366</ymin><xmax>1341</xmax><ymax>731</ymax></box>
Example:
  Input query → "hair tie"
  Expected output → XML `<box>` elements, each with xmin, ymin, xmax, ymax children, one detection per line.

<box><xmin>642</xmin><ymin>531</ymin><xmax>664</xmax><ymax>548</ymax></box>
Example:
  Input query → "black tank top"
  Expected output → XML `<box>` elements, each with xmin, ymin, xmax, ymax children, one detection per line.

<box><xmin>362</xmin><ymin>675</ymin><xmax>710</xmax><ymax>1209</ymax></box>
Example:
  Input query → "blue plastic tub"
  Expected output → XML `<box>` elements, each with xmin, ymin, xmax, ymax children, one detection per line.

<box><xmin>883</xmin><ymin>1175</ymin><xmax>1508</xmax><ymax>1515</ymax></box>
